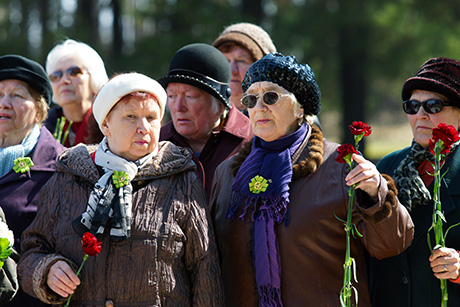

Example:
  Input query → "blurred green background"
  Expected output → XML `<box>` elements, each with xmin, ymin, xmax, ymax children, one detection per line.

<box><xmin>2</xmin><ymin>0</ymin><xmax>459</xmax><ymax>161</ymax></box>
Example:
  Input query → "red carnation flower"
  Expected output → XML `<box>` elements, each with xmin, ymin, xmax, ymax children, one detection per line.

<box><xmin>82</xmin><ymin>232</ymin><xmax>102</xmax><ymax>256</ymax></box>
<box><xmin>335</xmin><ymin>143</ymin><xmax>359</xmax><ymax>164</ymax></box>
<box><xmin>428</xmin><ymin>123</ymin><xmax>460</xmax><ymax>155</ymax></box>
<box><xmin>65</xmin><ymin>232</ymin><xmax>102</xmax><ymax>306</ymax></box>
<box><xmin>349</xmin><ymin>121</ymin><xmax>372</xmax><ymax>137</ymax></box>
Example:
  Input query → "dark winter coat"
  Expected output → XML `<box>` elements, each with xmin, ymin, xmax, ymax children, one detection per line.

<box><xmin>369</xmin><ymin>146</ymin><xmax>460</xmax><ymax>307</ymax></box>
<box><xmin>210</xmin><ymin>126</ymin><xmax>414</xmax><ymax>306</ymax></box>
<box><xmin>0</xmin><ymin>127</ymin><xmax>64</xmax><ymax>307</ymax></box>
<box><xmin>18</xmin><ymin>141</ymin><xmax>223</xmax><ymax>306</ymax></box>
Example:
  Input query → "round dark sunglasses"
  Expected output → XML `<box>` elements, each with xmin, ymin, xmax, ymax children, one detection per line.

<box><xmin>241</xmin><ymin>91</ymin><xmax>289</xmax><ymax>109</ymax></box>
<box><xmin>402</xmin><ymin>99</ymin><xmax>452</xmax><ymax>115</ymax></box>
<box><xmin>49</xmin><ymin>66</ymin><xmax>86</xmax><ymax>83</ymax></box>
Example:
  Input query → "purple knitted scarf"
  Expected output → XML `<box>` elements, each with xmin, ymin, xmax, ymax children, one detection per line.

<box><xmin>226</xmin><ymin>124</ymin><xmax>308</xmax><ymax>307</ymax></box>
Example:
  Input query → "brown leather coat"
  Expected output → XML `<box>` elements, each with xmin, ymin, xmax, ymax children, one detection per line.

<box><xmin>210</xmin><ymin>128</ymin><xmax>414</xmax><ymax>306</ymax></box>
<box><xmin>18</xmin><ymin>141</ymin><xmax>223</xmax><ymax>306</ymax></box>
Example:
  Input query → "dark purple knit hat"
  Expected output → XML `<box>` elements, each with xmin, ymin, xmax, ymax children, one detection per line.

<box><xmin>242</xmin><ymin>52</ymin><xmax>321</xmax><ymax>115</ymax></box>
<box><xmin>402</xmin><ymin>57</ymin><xmax>460</xmax><ymax>108</ymax></box>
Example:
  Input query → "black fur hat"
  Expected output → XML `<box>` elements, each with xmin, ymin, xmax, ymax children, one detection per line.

<box><xmin>0</xmin><ymin>54</ymin><xmax>53</xmax><ymax>105</ymax></box>
<box><xmin>242</xmin><ymin>52</ymin><xmax>321</xmax><ymax>115</ymax></box>
<box><xmin>158</xmin><ymin>43</ymin><xmax>232</xmax><ymax>108</ymax></box>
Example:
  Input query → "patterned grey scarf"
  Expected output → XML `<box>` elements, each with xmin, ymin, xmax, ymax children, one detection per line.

<box><xmin>393</xmin><ymin>140</ymin><xmax>460</xmax><ymax>212</ymax></box>
<box><xmin>72</xmin><ymin>137</ymin><xmax>157</xmax><ymax>241</ymax></box>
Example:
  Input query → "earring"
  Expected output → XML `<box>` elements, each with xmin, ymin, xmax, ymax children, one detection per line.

<box><xmin>298</xmin><ymin>114</ymin><xmax>304</xmax><ymax>126</ymax></box>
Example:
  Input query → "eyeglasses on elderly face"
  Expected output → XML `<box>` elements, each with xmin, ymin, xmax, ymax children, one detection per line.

<box><xmin>241</xmin><ymin>91</ymin><xmax>290</xmax><ymax>109</ymax></box>
<box><xmin>49</xmin><ymin>66</ymin><xmax>86</xmax><ymax>83</ymax></box>
<box><xmin>402</xmin><ymin>99</ymin><xmax>452</xmax><ymax>115</ymax></box>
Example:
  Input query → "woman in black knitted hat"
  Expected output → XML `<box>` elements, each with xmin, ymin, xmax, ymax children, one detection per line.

<box><xmin>209</xmin><ymin>52</ymin><xmax>413</xmax><ymax>306</ymax></box>
<box><xmin>0</xmin><ymin>54</ymin><xmax>65</xmax><ymax>307</ymax></box>
<box><xmin>370</xmin><ymin>57</ymin><xmax>460</xmax><ymax>307</ymax></box>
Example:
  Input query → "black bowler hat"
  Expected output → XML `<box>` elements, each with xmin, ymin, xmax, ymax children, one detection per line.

<box><xmin>158</xmin><ymin>43</ymin><xmax>232</xmax><ymax>108</ymax></box>
<box><xmin>0</xmin><ymin>54</ymin><xmax>53</xmax><ymax>105</ymax></box>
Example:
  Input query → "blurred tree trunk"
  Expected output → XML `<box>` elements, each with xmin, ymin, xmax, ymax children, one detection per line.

<box><xmin>38</xmin><ymin>0</ymin><xmax>54</xmax><ymax>61</ymax></box>
<box><xmin>242</xmin><ymin>0</ymin><xmax>263</xmax><ymax>22</ymax></box>
<box><xmin>111</xmin><ymin>0</ymin><xmax>122</xmax><ymax>60</ymax></box>
<box><xmin>18</xmin><ymin>0</ymin><xmax>30</xmax><ymax>54</ymax></box>
<box><xmin>76</xmin><ymin>0</ymin><xmax>99</xmax><ymax>47</ymax></box>
<box><xmin>338</xmin><ymin>0</ymin><xmax>369</xmax><ymax>151</ymax></box>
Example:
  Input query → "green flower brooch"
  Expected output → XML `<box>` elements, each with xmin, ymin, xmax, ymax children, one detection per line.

<box><xmin>249</xmin><ymin>175</ymin><xmax>269</xmax><ymax>194</ymax></box>
<box><xmin>112</xmin><ymin>170</ymin><xmax>129</xmax><ymax>188</ymax></box>
<box><xmin>13</xmin><ymin>157</ymin><xmax>34</xmax><ymax>173</ymax></box>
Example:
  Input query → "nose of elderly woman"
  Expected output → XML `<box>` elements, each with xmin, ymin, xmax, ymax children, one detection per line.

<box><xmin>172</xmin><ymin>96</ymin><xmax>187</xmax><ymax>112</ymax></box>
<box><xmin>0</xmin><ymin>95</ymin><xmax>11</xmax><ymax>107</ymax></box>
<box><xmin>137</xmin><ymin>118</ymin><xmax>150</xmax><ymax>135</ymax></box>
<box><xmin>252</xmin><ymin>95</ymin><xmax>267</xmax><ymax>111</ymax></box>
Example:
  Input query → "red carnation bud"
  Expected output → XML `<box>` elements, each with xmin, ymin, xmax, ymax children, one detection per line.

<box><xmin>429</xmin><ymin>123</ymin><xmax>460</xmax><ymax>156</ymax></box>
<box><xmin>335</xmin><ymin>143</ymin><xmax>359</xmax><ymax>164</ymax></box>
<box><xmin>81</xmin><ymin>232</ymin><xmax>102</xmax><ymax>257</ymax></box>
<box><xmin>349</xmin><ymin>121</ymin><xmax>372</xmax><ymax>137</ymax></box>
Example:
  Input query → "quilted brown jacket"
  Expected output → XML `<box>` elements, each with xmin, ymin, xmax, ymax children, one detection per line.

<box><xmin>210</xmin><ymin>126</ymin><xmax>414</xmax><ymax>306</ymax></box>
<box><xmin>18</xmin><ymin>141</ymin><xmax>223</xmax><ymax>306</ymax></box>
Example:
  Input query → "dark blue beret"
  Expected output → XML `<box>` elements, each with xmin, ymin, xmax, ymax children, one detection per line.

<box><xmin>242</xmin><ymin>52</ymin><xmax>321</xmax><ymax>115</ymax></box>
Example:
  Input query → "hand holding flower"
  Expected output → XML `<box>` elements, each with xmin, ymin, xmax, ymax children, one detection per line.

<box><xmin>345</xmin><ymin>154</ymin><xmax>381</xmax><ymax>199</ymax></box>
<box><xmin>336</xmin><ymin>121</ymin><xmax>373</xmax><ymax>307</ymax></box>
<box><xmin>429</xmin><ymin>247</ymin><xmax>460</xmax><ymax>280</ymax></box>
<box><xmin>47</xmin><ymin>260</ymin><xmax>80</xmax><ymax>298</ymax></box>
<box><xmin>60</xmin><ymin>232</ymin><xmax>101</xmax><ymax>306</ymax></box>
<box><xmin>426</xmin><ymin>123</ymin><xmax>460</xmax><ymax>307</ymax></box>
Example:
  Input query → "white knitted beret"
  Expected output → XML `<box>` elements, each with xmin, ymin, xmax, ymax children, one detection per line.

<box><xmin>93</xmin><ymin>72</ymin><xmax>167</xmax><ymax>130</ymax></box>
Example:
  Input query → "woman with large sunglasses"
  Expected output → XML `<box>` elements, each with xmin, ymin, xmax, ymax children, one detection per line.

<box><xmin>369</xmin><ymin>57</ymin><xmax>460</xmax><ymax>307</ymax></box>
<box><xmin>209</xmin><ymin>52</ymin><xmax>414</xmax><ymax>306</ymax></box>
<box><xmin>44</xmin><ymin>39</ymin><xmax>108</xmax><ymax>146</ymax></box>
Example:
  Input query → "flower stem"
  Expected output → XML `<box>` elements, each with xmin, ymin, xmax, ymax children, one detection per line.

<box><xmin>341</xmin><ymin>185</ymin><xmax>356</xmax><ymax>307</ymax></box>
<box><xmin>430</xmin><ymin>144</ymin><xmax>448</xmax><ymax>307</ymax></box>
<box><xmin>64</xmin><ymin>254</ymin><xmax>88</xmax><ymax>306</ymax></box>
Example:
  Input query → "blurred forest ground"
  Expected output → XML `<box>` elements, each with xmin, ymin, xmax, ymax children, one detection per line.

<box><xmin>1</xmin><ymin>0</ymin><xmax>459</xmax><ymax>162</ymax></box>
<box><xmin>321</xmin><ymin>110</ymin><xmax>413</xmax><ymax>161</ymax></box>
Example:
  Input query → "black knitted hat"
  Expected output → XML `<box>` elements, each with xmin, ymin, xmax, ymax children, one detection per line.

<box><xmin>402</xmin><ymin>57</ymin><xmax>460</xmax><ymax>108</ymax></box>
<box><xmin>242</xmin><ymin>52</ymin><xmax>321</xmax><ymax>115</ymax></box>
<box><xmin>0</xmin><ymin>54</ymin><xmax>53</xmax><ymax>105</ymax></box>
<box><xmin>158</xmin><ymin>43</ymin><xmax>232</xmax><ymax>108</ymax></box>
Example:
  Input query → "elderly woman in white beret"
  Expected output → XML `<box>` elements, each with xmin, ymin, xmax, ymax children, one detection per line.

<box><xmin>18</xmin><ymin>73</ymin><xmax>223</xmax><ymax>306</ymax></box>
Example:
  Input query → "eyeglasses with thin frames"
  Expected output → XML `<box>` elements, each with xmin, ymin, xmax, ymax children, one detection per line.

<box><xmin>48</xmin><ymin>66</ymin><xmax>87</xmax><ymax>83</ymax></box>
<box><xmin>241</xmin><ymin>91</ymin><xmax>290</xmax><ymax>108</ymax></box>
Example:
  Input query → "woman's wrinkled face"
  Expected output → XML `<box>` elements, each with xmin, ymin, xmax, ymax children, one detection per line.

<box><xmin>49</xmin><ymin>55</ymin><xmax>94</xmax><ymax>108</ymax></box>
<box><xmin>408</xmin><ymin>89</ymin><xmax>460</xmax><ymax>148</ymax></box>
<box><xmin>0</xmin><ymin>79</ymin><xmax>38</xmax><ymax>146</ymax></box>
<box><xmin>247</xmin><ymin>81</ymin><xmax>303</xmax><ymax>142</ymax></box>
<box><xmin>221</xmin><ymin>45</ymin><xmax>254</xmax><ymax>110</ymax></box>
<box><xmin>101</xmin><ymin>96</ymin><xmax>162</xmax><ymax>161</ymax></box>
<box><xmin>166</xmin><ymin>83</ymin><xmax>224</xmax><ymax>144</ymax></box>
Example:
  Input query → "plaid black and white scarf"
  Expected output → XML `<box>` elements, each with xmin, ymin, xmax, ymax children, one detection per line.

<box><xmin>393</xmin><ymin>140</ymin><xmax>459</xmax><ymax>212</ymax></box>
<box><xmin>72</xmin><ymin>137</ymin><xmax>156</xmax><ymax>241</ymax></box>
